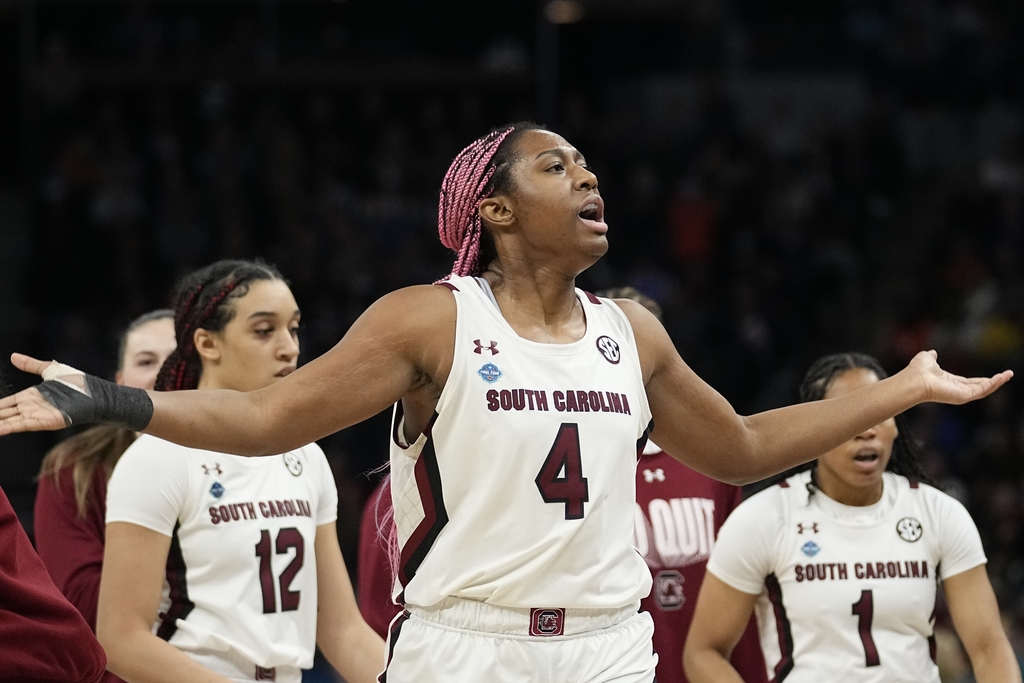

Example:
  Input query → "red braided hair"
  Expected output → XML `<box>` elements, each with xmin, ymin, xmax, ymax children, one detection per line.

<box><xmin>154</xmin><ymin>260</ymin><xmax>283</xmax><ymax>392</ymax></box>
<box><xmin>437</xmin><ymin>123</ymin><xmax>544</xmax><ymax>279</ymax></box>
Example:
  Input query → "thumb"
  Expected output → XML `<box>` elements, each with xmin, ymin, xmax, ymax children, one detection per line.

<box><xmin>11</xmin><ymin>353</ymin><xmax>53</xmax><ymax>377</ymax></box>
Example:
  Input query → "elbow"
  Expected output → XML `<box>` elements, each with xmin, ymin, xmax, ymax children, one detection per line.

<box><xmin>681</xmin><ymin>639</ymin><xmax>710</xmax><ymax>683</ymax></box>
<box><xmin>96</xmin><ymin>620</ymin><xmax>132</xmax><ymax>677</ymax></box>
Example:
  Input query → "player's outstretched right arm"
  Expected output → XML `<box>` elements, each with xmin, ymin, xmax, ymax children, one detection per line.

<box><xmin>0</xmin><ymin>285</ymin><xmax>457</xmax><ymax>456</ymax></box>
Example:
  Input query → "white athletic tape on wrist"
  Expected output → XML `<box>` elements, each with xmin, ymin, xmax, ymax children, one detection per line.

<box><xmin>41</xmin><ymin>361</ymin><xmax>89</xmax><ymax>395</ymax></box>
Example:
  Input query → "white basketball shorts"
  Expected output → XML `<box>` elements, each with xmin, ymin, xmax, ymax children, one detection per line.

<box><xmin>377</xmin><ymin>597</ymin><xmax>658</xmax><ymax>683</ymax></box>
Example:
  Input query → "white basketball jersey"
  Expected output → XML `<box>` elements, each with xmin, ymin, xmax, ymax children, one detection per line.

<box><xmin>707</xmin><ymin>470</ymin><xmax>986</xmax><ymax>683</ymax></box>
<box><xmin>106</xmin><ymin>434</ymin><xmax>338</xmax><ymax>679</ymax></box>
<box><xmin>390</xmin><ymin>276</ymin><xmax>654</xmax><ymax>610</ymax></box>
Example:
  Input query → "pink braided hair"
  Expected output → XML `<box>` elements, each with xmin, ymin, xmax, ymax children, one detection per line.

<box><xmin>437</xmin><ymin>126</ymin><xmax>516</xmax><ymax>278</ymax></box>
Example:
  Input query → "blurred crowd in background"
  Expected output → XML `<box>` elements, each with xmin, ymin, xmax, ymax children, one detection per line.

<box><xmin>1</xmin><ymin>1</ymin><xmax>1023</xmax><ymax>679</ymax></box>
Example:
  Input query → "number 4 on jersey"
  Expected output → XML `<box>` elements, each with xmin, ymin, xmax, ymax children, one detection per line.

<box><xmin>535</xmin><ymin>423</ymin><xmax>589</xmax><ymax>520</ymax></box>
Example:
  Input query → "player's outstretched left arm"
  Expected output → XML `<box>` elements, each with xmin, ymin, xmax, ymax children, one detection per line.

<box><xmin>944</xmin><ymin>566</ymin><xmax>1022</xmax><ymax>683</ymax></box>
<box><xmin>617</xmin><ymin>299</ymin><xmax>1013</xmax><ymax>485</ymax></box>
<box><xmin>0</xmin><ymin>285</ymin><xmax>455</xmax><ymax>456</ymax></box>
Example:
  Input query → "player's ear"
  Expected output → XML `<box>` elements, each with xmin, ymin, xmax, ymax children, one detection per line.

<box><xmin>480</xmin><ymin>196</ymin><xmax>515</xmax><ymax>231</ymax></box>
<box><xmin>193</xmin><ymin>328</ymin><xmax>221</xmax><ymax>365</ymax></box>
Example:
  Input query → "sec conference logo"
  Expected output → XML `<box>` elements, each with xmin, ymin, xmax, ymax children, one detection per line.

<box><xmin>283</xmin><ymin>452</ymin><xmax>303</xmax><ymax>477</ymax></box>
<box><xmin>896</xmin><ymin>517</ymin><xmax>923</xmax><ymax>542</ymax></box>
<box><xmin>596</xmin><ymin>335</ymin><xmax>620</xmax><ymax>364</ymax></box>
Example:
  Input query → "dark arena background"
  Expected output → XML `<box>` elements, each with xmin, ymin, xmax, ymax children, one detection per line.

<box><xmin>0</xmin><ymin>1</ymin><xmax>1023</xmax><ymax>679</ymax></box>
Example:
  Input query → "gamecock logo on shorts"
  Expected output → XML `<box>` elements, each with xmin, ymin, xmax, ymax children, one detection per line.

<box><xmin>596</xmin><ymin>335</ymin><xmax>621</xmax><ymax>364</ymax></box>
<box><xmin>654</xmin><ymin>570</ymin><xmax>685</xmax><ymax>611</ymax></box>
<box><xmin>529</xmin><ymin>608</ymin><xmax>565</xmax><ymax>636</ymax></box>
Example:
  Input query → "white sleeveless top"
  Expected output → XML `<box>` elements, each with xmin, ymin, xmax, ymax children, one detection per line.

<box><xmin>708</xmin><ymin>471</ymin><xmax>986</xmax><ymax>682</ymax></box>
<box><xmin>390</xmin><ymin>276</ymin><xmax>654</xmax><ymax>610</ymax></box>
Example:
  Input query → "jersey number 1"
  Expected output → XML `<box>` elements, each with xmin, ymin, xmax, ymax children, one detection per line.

<box><xmin>255</xmin><ymin>528</ymin><xmax>305</xmax><ymax>613</ymax></box>
<box><xmin>535</xmin><ymin>423</ymin><xmax>589</xmax><ymax>520</ymax></box>
<box><xmin>852</xmin><ymin>589</ymin><xmax>881</xmax><ymax>667</ymax></box>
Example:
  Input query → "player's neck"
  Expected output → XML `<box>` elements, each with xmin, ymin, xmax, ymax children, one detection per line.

<box><xmin>816</xmin><ymin>468</ymin><xmax>884</xmax><ymax>507</ymax></box>
<box><xmin>482</xmin><ymin>265</ymin><xmax>585</xmax><ymax>344</ymax></box>
<box><xmin>196</xmin><ymin>371</ymin><xmax>231</xmax><ymax>392</ymax></box>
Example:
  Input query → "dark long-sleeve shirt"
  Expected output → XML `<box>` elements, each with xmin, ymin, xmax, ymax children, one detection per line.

<box><xmin>0</xmin><ymin>483</ymin><xmax>107</xmax><ymax>682</ymax></box>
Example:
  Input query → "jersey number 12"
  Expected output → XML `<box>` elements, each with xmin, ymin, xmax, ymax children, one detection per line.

<box><xmin>535</xmin><ymin>423</ymin><xmax>590</xmax><ymax>520</ymax></box>
<box><xmin>255</xmin><ymin>528</ymin><xmax>305</xmax><ymax>613</ymax></box>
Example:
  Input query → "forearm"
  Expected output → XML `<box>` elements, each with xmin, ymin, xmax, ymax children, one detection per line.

<box><xmin>732</xmin><ymin>372</ymin><xmax>923</xmax><ymax>483</ymax></box>
<box><xmin>683</xmin><ymin>647</ymin><xmax>746</xmax><ymax>683</ymax></box>
<box><xmin>145</xmin><ymin>389</ymin><xmax>279</xmax><ymax>455</ymax></box>
<box><xmin>969</xmin><ymin>640</ymin><xmax>1023</xmax><ymax>683</ymax></box>
<box><xmin>317</xmin><ymin>619</ymin><xmax>386</xmax><ymax>683</ymax></box>
<box><xmin>103</xmin><ymin>630</ymin><xmax>234</xmax><ymax>683</ymax></box>
<box><xmin>658</xmin><ymin>373</ymin><xmax>916</xmax><ymax>487</ymax></box>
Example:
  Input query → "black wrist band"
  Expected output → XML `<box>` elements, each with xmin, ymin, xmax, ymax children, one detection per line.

<box><xmin>37</xmin><ymin>375</ymin><xmax>154</xmax><ymax>432</ymax></box>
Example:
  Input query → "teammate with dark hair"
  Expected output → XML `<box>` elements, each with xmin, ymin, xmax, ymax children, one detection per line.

<box><xmin>94</xmin><ymin>260</ymin><xmax>384</xmax><ymax>683</ymax></box>
<box><xmin>35</xmin><ymin>309</ymin><xmax>175</xmax><ymax>676</ymax></box>
<box><xmin>684</xmin><ymin>352</ymin><xmax>1021</xmax><ymax>683</ymax></box>
<box><xmin>0</xmin><ymin>124</ymin><xmax>1013</xmax><ymax>683</ymax></box>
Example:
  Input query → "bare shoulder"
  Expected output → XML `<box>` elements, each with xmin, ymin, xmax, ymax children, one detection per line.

<box><xmin>359</xmin><ymin>284</ymin><xmax>457</xmax><ymax>335</ymax></box>
<box><xmin>351</xmin><ymin>284</ymin><xmax>458</xmax><ymax>388</ymax></box>
<box><xmin>607</xmin><ymin>297</ymin><xmax>675</xmax><ymax>382</ymax></box>
<box><xmin>371</xmin><ymin>283</ymin><xmax>457</xmax><ymax>312</ymax></box>
<box><xmin>608</xmin><ymin>297</ymin><xmax>662</xmax><ymax>332</ymax></box>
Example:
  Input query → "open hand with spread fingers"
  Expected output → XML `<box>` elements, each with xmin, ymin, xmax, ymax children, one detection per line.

<box><xmin>0</xmin><ymin>353</ymin><xmax>153</xmax><ymax>436</ymax></box>
<box><xmin>0</xmin><ymin>354</ymin><xmax>84</xmax><ymax>435</ymax></box>
<box><xmin>903</xmin><ymin>350</ymin><xmax>1013</xmax><ymax>405</ymax></box>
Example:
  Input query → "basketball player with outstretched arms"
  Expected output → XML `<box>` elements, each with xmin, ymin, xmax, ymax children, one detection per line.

<box><xmin>0</xmin><ymin>123</ymin><xmax>1013</xmax><ymax>683</ymax></box>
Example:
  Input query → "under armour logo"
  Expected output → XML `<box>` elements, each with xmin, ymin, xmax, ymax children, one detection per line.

<box><xmin>202</xmin><ymin>463</ymin><xmax>223</xmax><ymax>475</ymax></box>
<box><xmin>474</xmin><ymin>339</ymin><xmax>499</xmax><ymax>355</ymax></box>
<box><xmin>797</xmin><ymin>522</ymin><xmax>819</xmax><ymax>534</ymax></box>
<box><xmin>642</xmin><ymin>468</ymin><xmax>666</xmax><ymax>482</ymax></box>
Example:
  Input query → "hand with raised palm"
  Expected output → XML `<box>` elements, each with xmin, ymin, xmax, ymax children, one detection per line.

<box><xmin>901</xmin><ymin>350</ymin><xmax>1013</xmax><ymax>406</ymax></box>
<box><xmin>0</xmin><ymin>354</ymin><xmax>86</xmax><ymax>435</ymax></box>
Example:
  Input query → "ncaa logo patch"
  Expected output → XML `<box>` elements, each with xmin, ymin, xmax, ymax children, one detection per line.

<box><xmin>596</xmin><ymin>335</ymin><xmax>620</xmax><ymax>364</ymax></box>
<box><xmin>283</xmin><ymin>452</ymin><xmax>303</xmax><ymax>477</ymax></box>
<box><xmin>801</xmin><ymin>540</ymin><xmax>821</xmax><ymax>557</ymax></box>
<box><xmin>529</xmin><ymin>608</ymin><xmax>565</xmax><ymax>637</ymax></box>
<box><xmin>654</xmin><ymin>570</ymin><xmax>685</xmax><ymax>611</ymax></box>
<box><xmin>896</xmin><ymin>517</ymin><xmax>923</xmax><ymax>542</ymax></box>
<box><xmin>209</xmin><ymin>482</ymin><xmax>224</xmax><ymax>499</ymax></box>
<box><xmin>478</xmin><ymin>363</ymin><xmax>502</xmax><ymax>384</ymax></box>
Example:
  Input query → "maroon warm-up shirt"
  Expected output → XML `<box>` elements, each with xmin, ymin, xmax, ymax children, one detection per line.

<box><xmin>0</xmin><ymin>483</ymin><xmax>107</xmax><ymax>682</ymax></box>
<box><xmin>34</xmin><ymin>466</ymin><xmax>125</xmax><ymax>683</ymax></box>
<box><xmin>357</xmin><ymin>477</ymin><xmax>403</xmax><ymax>638</ymax></box>
<box><xmin>635</xmin><ymin>447</ymin><xmax>767</xmax><ymax>683</ymax></box>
